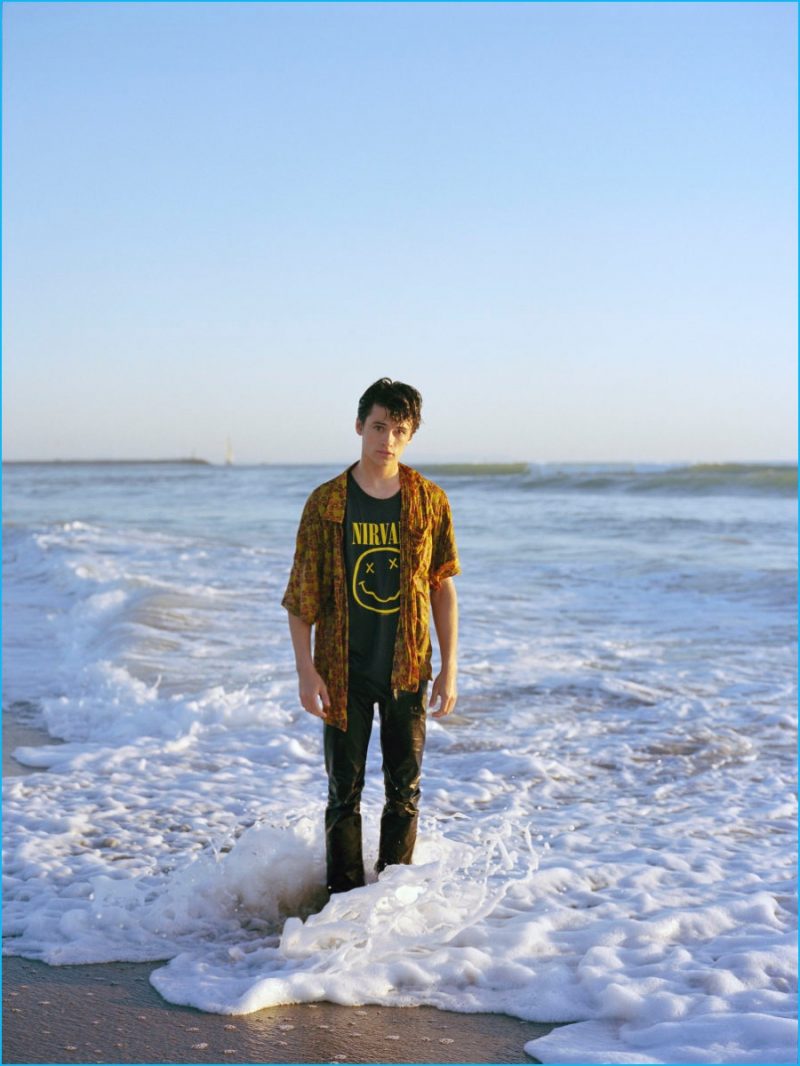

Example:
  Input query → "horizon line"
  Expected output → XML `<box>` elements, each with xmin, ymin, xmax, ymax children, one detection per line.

<box><xmin>3</xmin><ymin>457</ymin><xmax>797</xmax><ymax>468</ymax></box>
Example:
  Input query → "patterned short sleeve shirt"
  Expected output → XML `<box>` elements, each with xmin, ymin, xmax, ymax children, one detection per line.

<box><xmin>282</xmin><ymin>462</ymin><xmax>460</xmax><ymax>730</ymax></box>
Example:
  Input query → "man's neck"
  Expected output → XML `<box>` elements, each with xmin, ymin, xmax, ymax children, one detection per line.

<box><xmin>351</xmin><ymin>458</ymin><xmax>401</xmax><ymax>498</ymax></box>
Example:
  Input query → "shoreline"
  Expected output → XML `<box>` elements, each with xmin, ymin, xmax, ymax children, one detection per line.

<box><xmin>4</xmin><ymin>956</ymin><xmax>551</xmax><ymax>1065</ymax></box>
<box><xmin>3</xmin><ymin>716</ymin><xmax>553</xmax><ymax>1064</ymax></box>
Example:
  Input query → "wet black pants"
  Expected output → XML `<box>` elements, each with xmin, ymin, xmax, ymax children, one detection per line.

<box><xmin>323</xmin><ymin>677</ymin><xmax>427</xmax><ymax>894</ymax></box>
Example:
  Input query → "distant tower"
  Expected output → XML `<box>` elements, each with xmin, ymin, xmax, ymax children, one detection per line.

<box><xmin>225</xmin><ymin>437</ymin><xmax>234</xmax><ymax>466</ymax></box>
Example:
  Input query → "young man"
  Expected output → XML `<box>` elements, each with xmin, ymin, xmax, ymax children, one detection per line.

<box><xmin>282</xmin><ymin>378</ymin><xmax>460</xmax><ymax>894</ymax></box>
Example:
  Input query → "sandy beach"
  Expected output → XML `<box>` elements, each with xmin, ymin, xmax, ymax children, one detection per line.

<box><xmin>3</xmin><ymin>720</ymin><xmax>552</xmax><ymax>1064</ymax></box>
<box><xmin>4</xmin><ymin>955</ymin><xmax>551</xmax><ymax>1064</ymax></box>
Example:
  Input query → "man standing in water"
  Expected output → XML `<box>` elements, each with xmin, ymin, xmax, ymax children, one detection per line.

<box><xmin>282</xmin><ymin>378</ymin><xmax>460</xmax><ymax>894</ymax></box>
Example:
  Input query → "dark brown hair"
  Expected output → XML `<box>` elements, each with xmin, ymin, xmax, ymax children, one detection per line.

<box><xmin>357</xmin><ymin>378</ymin><xmax>423</xmax><ymax>435</ymax></box>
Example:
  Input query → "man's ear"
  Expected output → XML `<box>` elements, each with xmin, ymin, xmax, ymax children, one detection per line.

<box><xmin>355</xmin><ymin>418</ymin><xmax>363</xmax><ymax>436</ymax></box>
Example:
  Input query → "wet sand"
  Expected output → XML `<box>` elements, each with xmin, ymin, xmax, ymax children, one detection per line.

<box><xmin>3</xmin><ymin>718</ymin><xmax>554</xmax><ymax>1063</ymax></box>
<box><xmin>4</xmin><ymin>956</ymin><xmax>551</xmax><ymax>1064</ymax></box>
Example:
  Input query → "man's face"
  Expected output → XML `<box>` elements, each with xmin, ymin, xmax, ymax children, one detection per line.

<box><xmin>356</xmin><ymin>405</ymin><xmax>414</xmax><ymax>466</ymax></box>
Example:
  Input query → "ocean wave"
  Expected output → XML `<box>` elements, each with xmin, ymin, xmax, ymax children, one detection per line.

<box><xmin>418</xmin><ymin>462</ymin><xmax>797</xmax><ymax>497</ymax></box>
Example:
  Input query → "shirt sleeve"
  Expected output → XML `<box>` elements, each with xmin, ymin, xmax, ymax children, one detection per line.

<box><xmin>429</xmin><ymin>491</ymin><xmax>460</xmax><ymax>591</ymax></box>
<box><xmin>281</xmin><ymin>493</ymin><xmax>324</xmax><ymax>624</ymax></box>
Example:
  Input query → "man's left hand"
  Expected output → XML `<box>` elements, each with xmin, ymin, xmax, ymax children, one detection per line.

<box><xmin>430</xmin><ymin>670</ymin><xmax>457</xmax><ymax>718</ymax></box>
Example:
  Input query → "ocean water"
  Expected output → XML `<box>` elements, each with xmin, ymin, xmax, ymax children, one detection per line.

<box><xmin>3</xmin><ymin>460</ymin><xmax>797</xmax><ymax>1065</ymax></box>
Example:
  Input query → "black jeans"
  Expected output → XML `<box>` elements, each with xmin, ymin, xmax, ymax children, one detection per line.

<box><xmin>324</xmin><ymin>675</ymin><xmax>427</xmax><ymax>894</ymax></box>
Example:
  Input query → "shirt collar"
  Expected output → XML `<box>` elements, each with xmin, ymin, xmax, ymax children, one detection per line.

<box><xmin>322</xmin><ymin>462</ymin><xmax>418</xmax><ymax>523</ymax></box>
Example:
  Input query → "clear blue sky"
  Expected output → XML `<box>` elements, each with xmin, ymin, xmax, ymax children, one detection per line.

<box><xmin>3</xmin><ymin>1</ymin><xmax>796</xmax><ymax>464</ymax></box>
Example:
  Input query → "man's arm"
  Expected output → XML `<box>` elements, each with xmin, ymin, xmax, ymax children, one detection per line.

<box><xmin>429</xmin><ymin>577</ymin><xmax>458</xmax><ymax>718</ymax></box>
<box><xmin>287</xmin><ymin>611</ymin><xmax>330</xmax><ymax>719</ymax></box>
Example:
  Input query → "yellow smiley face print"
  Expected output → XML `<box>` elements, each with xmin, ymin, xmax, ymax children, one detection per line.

<box><xmin>352</xmin><ymin>546</ymin><xmax>401</xmax><ymax>614</ymax></box>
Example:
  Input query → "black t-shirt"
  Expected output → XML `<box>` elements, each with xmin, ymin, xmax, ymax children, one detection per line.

<box><xmin>344</xmin><ymin>470</ymin><xmax>402</xmax><ymax>695</ymax></box>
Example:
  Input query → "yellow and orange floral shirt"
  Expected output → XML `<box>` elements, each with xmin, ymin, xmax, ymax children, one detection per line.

<box><xmin>282</xmin><ymin>462</ymin><xmax>460</xmax><ymax>731</ymax></box>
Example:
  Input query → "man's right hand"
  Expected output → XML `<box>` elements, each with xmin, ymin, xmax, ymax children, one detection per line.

<box><xmin>297</xmin><ymin>666</ymin><xmax>331</xmax><ymax>719</ymax></box>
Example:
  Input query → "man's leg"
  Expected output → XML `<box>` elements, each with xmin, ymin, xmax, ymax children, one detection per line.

<box><xmin>376</xmin><ymin>681</ymin><xmax>427</xmax><ymax>874</ymax></box>
<box><xmin>323</xmin><ymin>682</ymin><xmax>375</xmax><ymax>893</ymax></box>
